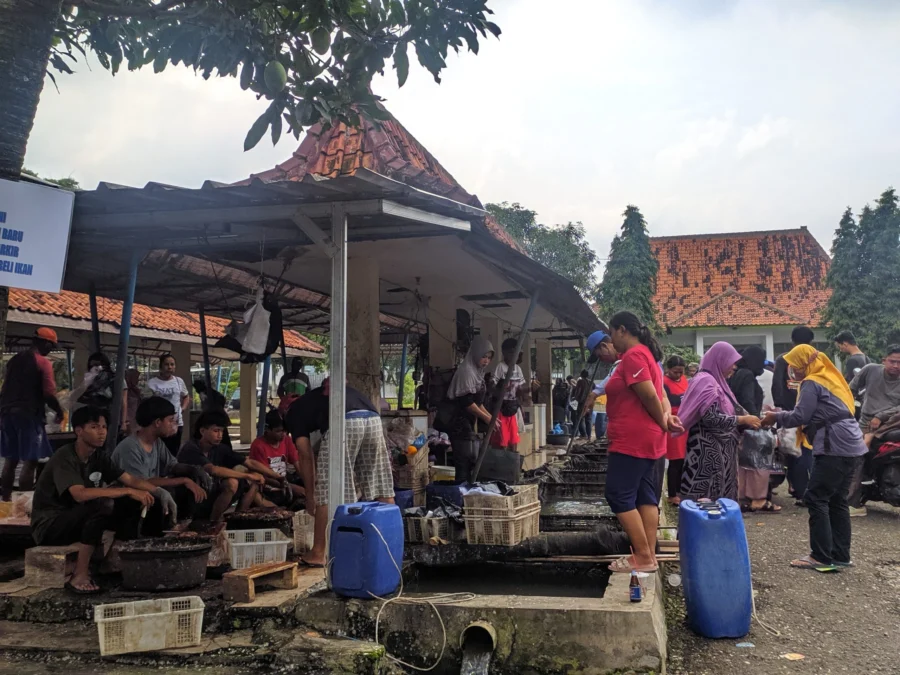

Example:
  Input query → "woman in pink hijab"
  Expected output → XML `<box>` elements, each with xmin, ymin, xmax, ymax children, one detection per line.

<box><xmin>677</xmin><ymin>342</ymin><xmax>762</xmax><ymax>501</ymax></box>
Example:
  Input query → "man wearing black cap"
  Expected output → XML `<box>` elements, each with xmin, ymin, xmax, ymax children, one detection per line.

<box><xmin>0</xmin><ymin>327</ymin><xmax>64</xmax><ymax>500</ymax></box>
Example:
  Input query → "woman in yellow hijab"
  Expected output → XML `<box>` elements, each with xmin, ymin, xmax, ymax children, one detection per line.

<box><xmin>761</xmin><ymin>344</ymin><xmax>867</xmax><ymax>571</ymax></box>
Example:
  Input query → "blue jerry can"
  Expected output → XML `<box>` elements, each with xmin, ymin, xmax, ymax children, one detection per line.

<box><xmin>679</xmin><ymin>498</ymin><xmax>753</xmax><ymax>638</ymax></box>
<box><xmin>329</xmin><ymin>502</ymin><xmax>403</xmax><ymax>599</ymax></box>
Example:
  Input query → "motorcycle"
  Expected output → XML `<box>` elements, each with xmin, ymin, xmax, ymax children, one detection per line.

<box><xmin>861</xmin><ymin>431</ymin><xmax>900</xmax><ymax>508</ymax></box>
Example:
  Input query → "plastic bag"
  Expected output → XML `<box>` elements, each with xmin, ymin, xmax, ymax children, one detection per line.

<box><xmin>776</xmin><ymin>427</ymin><xmax>801</xmax><ymax>458</ymax></box>
<box><xmin>241</xmin><ymin>287</ymin><xmax>271</xmax><ymax>355</ymax></box>
<box><xmin>739</xmin><ymin>429</ymin><xmax>777</xmax><ymax>470</ymax></box>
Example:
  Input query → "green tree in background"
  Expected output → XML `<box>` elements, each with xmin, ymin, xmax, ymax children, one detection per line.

<box><xmin>824</xmin><ymin>189</ymin><xmax>900</xmax><ymax>358</ymax></box>
<box><xmin>22</xmin><ymin>168</ymin><xmax>81</xmax><ymax>191</ymax></box>
<box><xmin>1</xmin><ymin>0</ymin><xmax>500</xmax><ymax>182</ymax></box>
<box><xmin>823</xmin><ymin>207</ymin><xmax>862</xmax><ymax>343</ymax></box>
<box><xmin>661</xmin><ymin>345</ymin><xmax>701</xmax><ymax>367</ymax></box>
<box><xmin>595</xmin><ymin>205</ymin><xmax>659</xmax><ymax>330</ymax></box>
<box><xmin>486</xmin><ymin>202</ymin><xmax>599</xmax><ymax>299</ymax></box>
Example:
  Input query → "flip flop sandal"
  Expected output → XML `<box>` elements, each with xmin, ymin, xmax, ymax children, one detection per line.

<box><xmin>65</xmin><ymin>580</ymin><xmax>103</xmax><ymax>595</ymax></box>
<box><xmin>609</xmin><ymin>556</ymin><xmax>658</xmax><ymax>574</ymax></box>
<box><xmin>790</xmin><ymin>557</ymin><xmax>839</xmax><ymax>573</ymax></box>
<box><xmin>750</xmin><ymin>500</ymin><xmax>782</xmax><ymax>513</ymax></box>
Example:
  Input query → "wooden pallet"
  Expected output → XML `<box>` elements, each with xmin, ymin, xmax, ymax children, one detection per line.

<box><xmin>223</xmin><ymin>561</ymin><xmax>299</xmax><ymax>603</ymax></box>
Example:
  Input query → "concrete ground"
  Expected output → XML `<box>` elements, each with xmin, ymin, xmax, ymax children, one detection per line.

<box><xmin>667</xmin><ymin>498</ymin><xmax>900</xmax><ymax>675</ymax></box>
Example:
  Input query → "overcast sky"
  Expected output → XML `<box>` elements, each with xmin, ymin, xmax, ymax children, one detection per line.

<box><xmin>25</xmin><ymin>0</ymin><xmax>900</xmax><ymax>271</ymax></box>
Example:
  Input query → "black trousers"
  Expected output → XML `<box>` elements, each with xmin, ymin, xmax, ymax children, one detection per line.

<box><xmin>787</xmin><ymin>447</ymin><xmax>813</xmax><ymax>500</ymax></box>
<box><xmin>806</xmin><ymin>455</ymin><xmax>860</xmax><ymax>565</ymax></box>
<box><xmin>667</xmin><ymin>459</ymin><xmax>684</xmax><ymax>498</ymax></box>
<box><xmin>449</xmin><ymin>431</ymin><xmax>479</xmax><ymax>483</ymax></box>
<box><xmin>113</xmin><ymin>486</ymin><xmax>196</xmax><ymax>539</ymax></box>
<box><xmin>39</xmin><ymin>498</ymin><xmax>116</xmax><ymax>547</ymax></box>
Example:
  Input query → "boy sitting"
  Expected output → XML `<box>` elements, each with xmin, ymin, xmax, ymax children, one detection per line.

<box><xmin>177</xmin><ymin>411</ymin><xmax>281</xmax><ymax>521</ymax></box>
<box><xmin>30</xmin><ymin>406</ymin><xmax>161</xmax><ymax>594</ymax></box>
<box><xmin>111</xmin><ymin>396</ymin><xmax>209</xmax><ymax>535</ymax></box>
<box><xmin>249</xmin><ymin>410</ymin><xmax>305</xmax><ymax>506</ymax></box>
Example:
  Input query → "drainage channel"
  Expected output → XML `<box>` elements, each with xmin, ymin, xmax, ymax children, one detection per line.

<box><xmin>540</xmin><ymin>451</ymin><xmax>616</xmax><ymax>532</ymax></box>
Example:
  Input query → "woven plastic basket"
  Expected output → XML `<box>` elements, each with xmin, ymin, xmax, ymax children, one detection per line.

<box><xmin>94</xmin><ymin>596</ymin><xmax>204</xmax><ymax>656</ymax></box>
<box><xmin>462</xmin><ymin>484</ymin><xmax>538</xmax><ymax>518</ymax></box>
<box><xmin>464</xmin><ymin>503</ymin><xmax>541</xmax><ymax>546</ymax></box>
<box><xmin>226</xmin><ymin>528</ymin><xmax>290</xmax><ymax>569</ymax></box>
<box><xmin>404</xmin><ymin>516</ymin><xmax>450</xmax><ymax>543</ymax></box>
<box><xmin>395</xmin><ymin>463</ymin><xmax>429</xmax><ymax>490</ymax></box>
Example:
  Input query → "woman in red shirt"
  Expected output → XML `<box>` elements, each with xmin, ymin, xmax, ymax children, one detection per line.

<box><xmin>663</xmin><ymin>356</ymin><xmax>689</xmax><ymax>506</ymax></box>
<box><xmin>604</xmin><ymin>312</ymin><xmax>683</xmax><ymax>573</ymax></box>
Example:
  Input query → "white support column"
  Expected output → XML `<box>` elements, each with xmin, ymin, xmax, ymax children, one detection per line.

<box><xmin>327</xmin><ymin>203</ymin><xmax>348</xmax><ymax>536</ymax></box>
<box><xmin>695</xmin><ymin>332</ymin><xmax>705</xmax><ymax>359</ymax></box>
<box><xmin>346</xmin><ymin>252</ymin><xmax>381</xmax><ymax>405</ymax></box>
<box><xmin>535</xmin><ymin>339</ymin><xmax>553</xmax><ymax>433</ymax></box>
<box><xmin>476</xmin><ymin>317</ymin><xmax>503</xmax><ymax>369</ymax></box>
<box><xmin>428</xmin><ymin>295</ymin><xmax>457</xmax><ymax>370</ymax></box>
<box><xmin>239</xmin><ymin>362</ymin><xmax>257</xmax><ymax>444</ymax></box>
<box><xmin>765</xmin><ymin>331</ymin><xmax>775</xmax><ymax>362</ymax></box>
<box><xmin>171</xmin><ymin>341</ymin><xmax>193</xmax><ymax>444</ymax></box>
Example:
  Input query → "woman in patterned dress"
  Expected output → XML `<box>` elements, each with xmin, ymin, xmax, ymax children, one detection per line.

<box><xmin>677</xmin><ymin>342</ymin><xmax>762</xmax><ymax>501</ymax></box>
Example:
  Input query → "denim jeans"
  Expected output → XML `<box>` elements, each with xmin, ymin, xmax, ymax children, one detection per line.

<box><xmin>594</xmin><ymin>412</ymin><xmax>608</xmax><ymax>439</ymax></box>
<box><xmin>806</xmin><ymin>455</ymin><xmax>861</xmax><ymax>565</ymax></box>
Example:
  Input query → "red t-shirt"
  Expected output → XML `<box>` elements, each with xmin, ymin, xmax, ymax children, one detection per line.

<box><xmin>249</xmin><ymin>436</ymin><xmax>299</xmax><ymax>477</ymax></box>
<box><xmin>605</xmin><ymin>344</ymin><xmax>666</xmax><ymax>459</ymax></box>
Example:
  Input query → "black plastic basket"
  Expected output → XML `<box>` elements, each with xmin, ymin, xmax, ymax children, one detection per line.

<box><xmin>544</xmin><ymin>482</ymin><xmax>606</xmax><ymax>500</ymax></box>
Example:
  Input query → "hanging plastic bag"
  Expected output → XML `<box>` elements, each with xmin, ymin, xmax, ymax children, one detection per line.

<box><xmin>739</xmin><ymin>428</ymin><xmax>777</xmax><ymax>470</ymax></box>
<box><xmin>776</xmin><ymin>426</ymin><xmax>801</xmax><ymax>458</ymax></box>
<box><xmin>241</xmin><ymin>287</ymin><xmax>271</xmax><ymax>355</ymax></box>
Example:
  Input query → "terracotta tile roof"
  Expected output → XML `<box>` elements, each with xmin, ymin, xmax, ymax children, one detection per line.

<box><xmin>651</xmin><ymin>227</ymin><xmax>831</xmax><ymax>328</ymax></box>
<box><xmin>9</xmin><ymin>289</ymin><xmax>324</xmax><ymax>353</ymax></box>
<box><xmin>247</xmin><ymin>112</ymin><xmax>525</xmax><ymax>254</ymax></box>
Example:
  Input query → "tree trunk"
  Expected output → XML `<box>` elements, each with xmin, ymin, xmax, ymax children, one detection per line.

<box><xmin>0</xmin><ymin>0</ymin><xmax>62</xmax><ymax>182</ymax></box>
<box><xmin>0</xmin><ymin>0</ymin><xmax>60</xmax><ymax>357</ymax></box>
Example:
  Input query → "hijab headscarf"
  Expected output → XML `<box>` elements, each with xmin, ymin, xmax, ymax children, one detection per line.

<box><xmin>675</xmin><ymin>341</ymin><xmax>742</xmax><ymax>433</ymax></box>
<box><xmin>784</xmin><ymin>344</ymin><xmax>854</xmax><ymax>414</ymax></box>
<box><xmin>447</xmin><ymin>336</ymin><xmax>494</xmax><ymax>400</ymax></box>
<box><xmin>736</xmin><ymin>345</ymin><xmax>766</xmax><ymax>378</ymax></box>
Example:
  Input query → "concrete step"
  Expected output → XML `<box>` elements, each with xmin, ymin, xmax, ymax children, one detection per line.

<box><xmin>0</xmin><ymin>620</ymin><xmax>403</xmax><ymax>675</ymax></box>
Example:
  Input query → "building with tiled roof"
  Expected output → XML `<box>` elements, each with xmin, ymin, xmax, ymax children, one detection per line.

<box><xmin>245</xmin><ymin>112</ymin><xmax>524</xmax><ymax>253</ymax></box>
<box><xmin>651</xmin><ymin>227</ymin><xmax>832</xmax><ymax>359</ymax></box>
<box><xmin>5</xmin><ymin>288</ymin><xmax>323</xmax><ymax>357</ymax></box>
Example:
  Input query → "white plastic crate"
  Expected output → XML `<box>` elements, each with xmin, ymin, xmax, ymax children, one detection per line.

<box><xmin>94</xmin><ymin>596</ymin><xmax>204</xmax><ymax>656</ymax></box>
<box><xmin>226</xmin><ymin>528</ymin><xmax>290</xmax><ymax>569</ymax></box>
<box><xmin>292</xmin><ymin>512</ymin><xmax>315</xmax><ymax>555</ymax></box>
<box><xmin>464</xmin><ymin>503</ymin><xmax>541</xmax><ymax>546</ymax></box>
<box><xmin>463</xmin><ymin>484</ymin><xmax>539</xmax><ymax>518</ymax></box>
<box><xmin>403</xmin><ymin>516</ymin><xmax>449</xmax><ymax>544</ymax></box>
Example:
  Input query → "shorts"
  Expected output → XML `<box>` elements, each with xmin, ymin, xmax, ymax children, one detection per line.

<box><xmin>315</xmin><ymin>413</ymin><xmax>394</xmax><ymax>505</ymax></box>
<box><xmin>605</xmin><ymin>451</ymin><xmax>664</xmax><ymax>514</ymax></box>
<box><xmin>0</xmin><ymin>414</ymin><xmax>53</xmax><ymax>461</ymax></box>
<box><xmin>491</xmin><ymin>413</ymin><xmax>520</xmax><ymax>447</ymax></box>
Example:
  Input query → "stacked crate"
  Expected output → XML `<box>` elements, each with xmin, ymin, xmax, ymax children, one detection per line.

<box><xmin>395</xmin><ymin>448</ymin><xmax>428</xmax><ymax>506</ymax></box>
<box><xmin>463</xmin><ymin>484</ymin><xmax>540</xmax><ymax>546</ymax></box>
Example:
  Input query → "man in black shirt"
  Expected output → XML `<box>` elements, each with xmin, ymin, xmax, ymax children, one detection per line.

<box><xmin>286</xmin><ymin>379</ymin><xmax>392</xmax><ymax>567</ymax></box>
<box><xmin>177</xmin><ymin>410</ymin><xmax>281</xmax><ymax>521</ymax></box>
<box><xmin>31</xmin><ymin>406</ymin><xmax>159</xmax><ymax>594</ymax></box>
<box><xmin>834</xmin><ymin>330</ymin><xmax>869</xmax><ymax>382</ymax></box>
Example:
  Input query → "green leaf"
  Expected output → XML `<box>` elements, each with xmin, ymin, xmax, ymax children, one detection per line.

<box><xmin>153</xmin><ymin>51</ymin><xmax>168</xmax><ymax>73</ymax></box>
<box><xmin>241</xmin><ymin>59</ymin><xmax>254</xmax><ymax>90</ymax></box>
<box><xmin>244</xmin><ymin>110</ymin><xmax>270</xmax><ymax>151</ymax></box>
<box><xmin>270</xmin><ymin>112</ymin><xmax>283</xmax><ymax>145</ymax></box>
<box><xmin>485</xmin><ymin>21</ymin><xmax>502</xmax><ymax>38</ymax></box>
<box><xmin>394</xmin><ymin>41</ymin><xmax>409</xmax><ymax>87</ymax></box>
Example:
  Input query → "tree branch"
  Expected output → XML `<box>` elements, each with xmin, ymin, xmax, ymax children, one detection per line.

<box><xmin>69</xmin><ymin>0</ymin><xmax>193</xmax><ymax>17</ymax></box>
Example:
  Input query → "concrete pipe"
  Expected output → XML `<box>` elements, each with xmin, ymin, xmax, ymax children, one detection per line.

<box><xmin>459</xmin><ymin>621</ymin><xmax>497</xmax><ymax>652</ymax></box>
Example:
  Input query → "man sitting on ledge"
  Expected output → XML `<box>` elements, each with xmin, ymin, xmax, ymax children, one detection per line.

<box><xmin>111</xmin><ymin>396</ymin><xmax>209</xmax><ymax>535</ymax></box>
<box><xmin>177</xmin><ymin>410</ymin><xmax>281</xmax><ymax>521</ymax></box>
<box><xmin>30</xmin><ymin>406</ymin><xmax>161</xmax><ymax>595</ymax></box>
